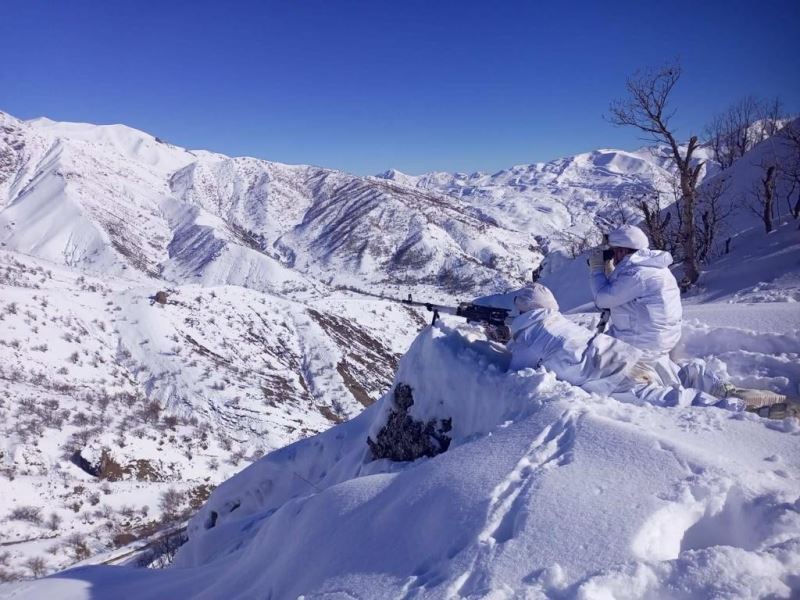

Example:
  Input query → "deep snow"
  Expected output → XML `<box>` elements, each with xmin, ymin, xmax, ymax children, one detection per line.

<box><xmin>6</xmin><ymin>315</ymin><xmax>799</xmax><ymax>599</ymax></box>
<box><xmin>1</xmin><ymin>110</ymin><xmax>798</xmax><ymax>597</ymax></box>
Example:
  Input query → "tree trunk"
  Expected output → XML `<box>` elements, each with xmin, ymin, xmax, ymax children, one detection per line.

<box><xmin>673</xmin><ymin>136</ymin><xmax>702</xmax><ymax>285</ymax></box>
<box><xmin>762</xmin><ymin>165</ymin><xmax>776</xmax><ymax>233</ymax></box>
<box><xmin>679</xmin><ymin>169</ymin><xmax>699</xmax><ymax>284</ymax></box>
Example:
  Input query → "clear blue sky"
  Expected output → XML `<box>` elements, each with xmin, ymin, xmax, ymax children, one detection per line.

<box><xmin>1</xmin><ymin>0</ymin><xmax>798</xmax><ymax>175</ymax></box>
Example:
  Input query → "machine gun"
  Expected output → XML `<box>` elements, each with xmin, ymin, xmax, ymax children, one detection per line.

<box><xmin>399</xmin><ymin>294</ymin><xmax>510</xmax><ymax>328</ymax></box>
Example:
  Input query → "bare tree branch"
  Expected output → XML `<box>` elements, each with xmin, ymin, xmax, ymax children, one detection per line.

<box><xmin>608</xmin><ymin>61</ymin><xmax>701</xmax><ymax>286</ymax></box>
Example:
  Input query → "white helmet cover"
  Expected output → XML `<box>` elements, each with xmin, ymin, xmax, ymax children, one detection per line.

<box><xmin>514</xmin><ymin>283</ymin><xmax>560</xmax><ymax>313</ymax></box>
<box><xmin>607</xmin><ymin>224</ymin><xmax>650</xmax><ymax>250</ymax></box>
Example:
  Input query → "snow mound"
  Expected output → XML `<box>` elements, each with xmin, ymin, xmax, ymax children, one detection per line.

<box><xmin>11</xmin><ymin>322</ymin><xmax>799</xmax><ymax>599</ymax></box>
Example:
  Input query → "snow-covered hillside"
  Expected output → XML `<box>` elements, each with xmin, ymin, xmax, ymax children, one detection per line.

<box><xmin>0</xmin><ymin>109</ymin><xmax>798</xmax><ymax>595</ymax></box>
<box><xmin>377</xmin><ymin>145</ymin><xmax>712</xmax><ymax>243</ymax></box>
<box><xmin>0</xmin><ymin>249</ymin><xmax>424</xmax><ymax>578</ymax></box>
<box><xmin>0</xmin><ymin>111</ymin><xmax>543</xmax><ymax>296</ymax></box>
<box><xmin>9</xmin><ymin>314</ymin><xmax>799</xmax><ymax>599</ymax></box>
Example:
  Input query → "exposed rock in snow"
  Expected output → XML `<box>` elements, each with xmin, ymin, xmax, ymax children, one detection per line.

<box><xmin>367</xmin><ymin>383</ymin><xmax>452</xmax><ymax>462</ymax></box>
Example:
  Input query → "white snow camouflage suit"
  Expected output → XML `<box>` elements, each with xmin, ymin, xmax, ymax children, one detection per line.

<box><xmin>506</xmin><ymin>307</ymin><xmax>738</xmax><ymax>409</ymax></box>
<box><xmin>506</xmin><ymin>308</ymin><xmax>643</xmax><ymax>396</ymax></box>
<box><xmin>590</xmin><ymin>249</ymin><xmax>682</xmax><ymax>361</ymax></box>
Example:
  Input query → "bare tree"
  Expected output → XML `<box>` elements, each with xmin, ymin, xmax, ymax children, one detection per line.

<box><xmin>761</xmin><ymin>97</ymin><xmax>785</xmax><ymax>138</ymax></box>
<box><xmin>8</xmin><ymin>506</ymin><xmax>42</xmax><ymax>525</ymax></box>
<box><xmin>779</xmin><ymin>123</ymin><xmax>800</xmax><ymax>218</ymax></box>
<box><xmin>24</xmin><ymin>557</ymin><xmax>47</xmax><ymax>578</ymax></box>
<box><xmin>705</xmin><ymin>96</ymin><xmax>786</xmax><ymax>169</ymax></box>
<box><xmin>748</xmin><ymin>163</ymin><xmax>778</xmax><ymax>233</ymax></box>
<box><xmin>553</xmin><ymin>229</ymin><xmax>602</xmax><ymax>259</ymax></box>
<box><xmin>140</xmin><ymin>529</ymin><xmax>189</xmax><ymax>569</ymax></box>
<box><xmin>63</xmin><ymin>533</ymin><xmax>91</xmax><ymax>561</ymax></box>
<box><xmin>730</xmin><ymin>96</ymin><xmax>762</xmax><ymax>159</ymax></box>
<box><xmin>633</xmin><ymin>187</ymin><xmax>675</xmax><ymax>252</ymax></box>
<box><xmin>609</xmin><ymin>62</ymin><xmax>703</xmax><ymax>285</ymax></box>
<box><xmin>695</xmin><ymin>177</ymin><xmax>734</xmax><ymax>262</ymax></box>
<box><xmin>159</xmin><ymin>487</ymin><xmax>186</xmax><ymax>520</ymax></box>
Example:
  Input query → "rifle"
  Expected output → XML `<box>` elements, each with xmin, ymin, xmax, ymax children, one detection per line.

<box><xmin>399</xmin><ymin>294</ymin><xmax>510</xmax><ymax>327</ymax></box>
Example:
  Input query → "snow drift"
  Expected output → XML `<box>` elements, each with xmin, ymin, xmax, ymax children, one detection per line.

<box><xmin>13</xmin><ymin>321</ymin><xmax>800</xmax><ymax>599</ymax></box>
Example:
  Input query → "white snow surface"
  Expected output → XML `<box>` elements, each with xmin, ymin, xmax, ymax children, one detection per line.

<box><xmin>7</xmin><ymin>318</ymin><xmax>799</xmax><ymax>599</ymax></box>
<box><xmin>1</xmin><ymin>110</ymin><xmax>799</xmax><ymax>597</ymax></box>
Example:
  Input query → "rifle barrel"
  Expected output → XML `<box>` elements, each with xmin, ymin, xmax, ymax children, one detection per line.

<box><xmin>399</xmin><ymin>298</ymin><xmax>459</xmax><ymax>316</ymax></box>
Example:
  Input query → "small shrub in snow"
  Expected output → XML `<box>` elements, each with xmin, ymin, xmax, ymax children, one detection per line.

<box><xmin>68</xmin><ymin>352</ymin><xmax>80</xmax><ymax>364</ymax></box>
<box><xmin>71</xmin><ymin>412</ymin><xmax>90</xmax><ymax>427</ymax></box>
<box><xmin>0</xmin><ymin>568</ymin><xmax>21</xmax><ymax>583</ymax></box>
<box><xmin>250</xmin><ymin>445</ymin><xmax>266</xmax><ymax>461</ymax></box>
<box><xmin>227</xmin><ymin>449</ymin><xmax>246</xmax><ymax>465</ymax></box>
<box><xmin>8</xmin><ymin>505</ymin><xmax>42</xmax><ymax>524</ymax></box>
<box><xmin>63</xmin><ymin>533</ymin><xmax>91</xmax><ymax>561</ymax></box>
<box><xmin>140</xmin><ymin>401</ymin><xmax>161</xmax><ymax>424</ymax></box>
<box><xmin>69</xmin><ymin>426</ymin><xmax>99</xmax><ymax>447</ymax></box>
<box><xmin>24</xmin><ymin>556</ymin><xmax>47</xmax><ymax>578</ymax></box>
<box><xmin>159</xmin><ymin>487</ymin><xmax>185</xmax><ymax>520</ymax></box>
<box><xmin>46</xmin><ymin>512</ymin><xmax>62</xmax><ymax>531</ymax></box>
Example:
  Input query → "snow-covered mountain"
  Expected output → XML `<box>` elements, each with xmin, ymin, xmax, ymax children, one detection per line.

<box><xmin>377</xmin><ymin>145</ymin><xmax>703</xmax><ymax>240</ymax></box>
<box><xmin>1</xmin><ymin>109</ymin><xmax>798</xmax><ymax>595</ymax></box>
<box><xmin>0</xmin><ymin>112</ymin><xmax>543</xmax><ymax>297</ymax></box>
<box><xmin>2</xmin><ymin>110</ymin><xmax>709</xmax><ymax>299</ymax></box>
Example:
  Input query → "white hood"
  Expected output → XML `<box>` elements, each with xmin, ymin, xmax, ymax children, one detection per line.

<box><xmin>625</xmin><ymin>249</ymin><xmax>674</xmax><ymax>269</ymax></box>
<box><xmin>591</xmin><ymin>248</ymin><xmax>682</xmax><ymax>360</ymax></box>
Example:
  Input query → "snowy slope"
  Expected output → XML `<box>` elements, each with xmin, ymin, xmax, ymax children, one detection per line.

<box><xmin>0</xmin><ymin>250</ymin><xmax>420</xmax><ymax>579</ymax></box>
<box><xmin>0</xmin><ymin>111</ymin><xmax>542</xmax><ymax>296</ymax></box>
<box><xmin>0</xmin><ymin>113</ymin><xmax>195</xmax><ymax>277</ymax></box>
<box><xmin>378</xmin><ymin>145</ymin><xmax>710</xmax><ymax>242</ymax></box>
<box><xmin>3</xmin><ymin>109</ymin><xmax>718</xmax><ymax>299</ymax></box>
<box><xmin>9</xmin><ymin>318</ymin><xmax>798</xmax><ymax>599</ymax></box>
<box><xmin>1</xmin><ymin>107</ymin><xmax>798</xmax><ymax>593</ymax></box>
